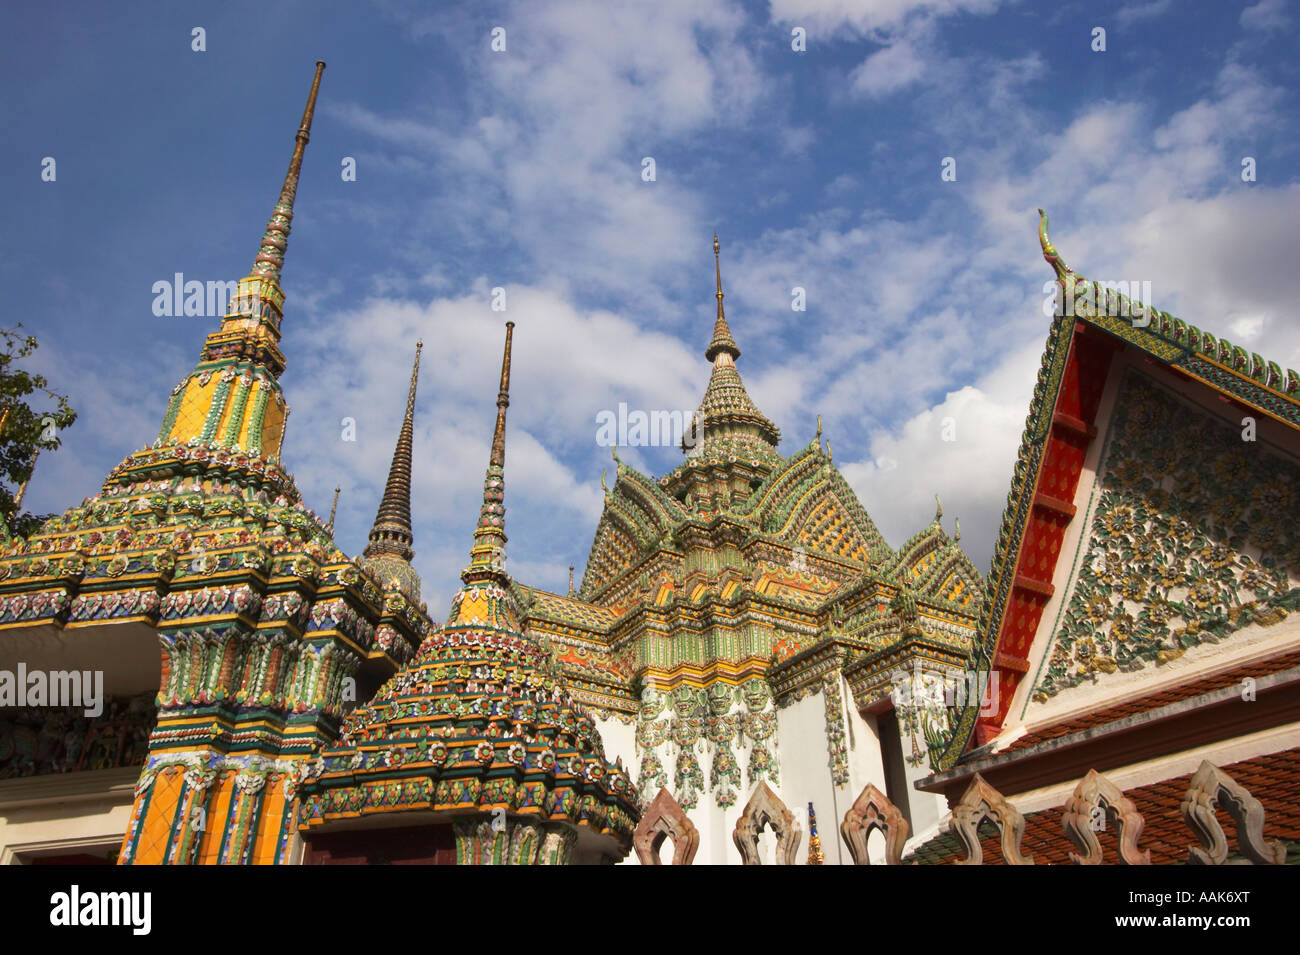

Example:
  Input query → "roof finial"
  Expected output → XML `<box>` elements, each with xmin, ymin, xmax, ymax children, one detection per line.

<box><xmin>460</xmin><ymin>322</ymin><xmax>514</xmax><ymax>585</ymax></box>
<box><xmin>705</xmin><ymin>232</ymin><xmax>741</xmax><ymax>362</ymax></box>
<box><xmin>1037</xmin><ymin>208</ymin><xmax>1071</xmax><ymax>280</ymax></box>
<box><xmin>954</xmin><ymin>517</ymin><xmax>961</xmax><ymax>543</ymax></box>
<box><xmin>490</xmin><ymin>323</ymin><xmax>513</xmax><ymax>468</ymax></box>
<box><xmin>364</xmin><ymin>340</ymin><xmax>422</xmax><ymax>563</ymax></box>
<box><xmin>826</xmin><ymin>440</ymin><xmax>832</xmax><ymax>462</ymax></box>
<box><xmin>326</xmin><ymin>485</ymin><xmax>340</xmax><ymax>534</ymax></box>
<box><xmin>250</xmin><ymin>61</ymin><xmax>325</xmax><ymax>282</ymax></box>
<box><xmin>568</xmin><ymin>565</ymin><xmax>575</xmax><ymax>596</ymax></box>
<box><xmin>935</xmin><ymin>493</ymin><xmax>943</xmax><ymax>522</ymax></box>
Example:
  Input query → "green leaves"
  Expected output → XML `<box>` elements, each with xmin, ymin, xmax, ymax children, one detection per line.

<box><xmin>0</xmin><ymin>325</ymin><xmax>78</xmax><ymax>536</ymax></box>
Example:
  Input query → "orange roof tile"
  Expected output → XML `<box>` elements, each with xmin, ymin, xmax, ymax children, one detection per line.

<box><xmin>906</xmin><ymin>747</ymin><xmax>1300</xmax><ymax>865</ymax></box>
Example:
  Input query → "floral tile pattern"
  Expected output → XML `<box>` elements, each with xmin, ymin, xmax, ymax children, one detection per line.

<box><xmin>1034</xmin><ymin>371</ymin><xmax>1300</xmax><ymax>700</ymax></box>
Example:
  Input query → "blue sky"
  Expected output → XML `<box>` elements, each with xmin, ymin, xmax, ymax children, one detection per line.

<box><xmin>4</xmin><ymin>0</ymin><xmax>1297</xmax><ymax>617</ymax></box>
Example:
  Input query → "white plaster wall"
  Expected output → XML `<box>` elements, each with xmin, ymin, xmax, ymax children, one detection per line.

<box><xmin>894</xmin><ymin>724</ymin><xmax>951</xmax><ymax>843</ymax></box>
<box><xmin>599</xmin><ymin>678</ymin><xmax>948</xmax><ymax>864</ymax></box>
<box><xmin>592</xmin><ymin>712</ymin><xmax>636</xmax><ymax>774</ymax></box>
<box><xmin>774</xmin><ymin>691</ymin><xmax>842</xmax><ymax>863</ymax></box>
<box><xmin>0</xmin><ymin>768</ymin><xmax>136</xmax><ymax>863</ymax></box>
<box><xmin>772</xmin><ymin>679</ymin><xmax>894</xmax><ymax>864</ymax></box>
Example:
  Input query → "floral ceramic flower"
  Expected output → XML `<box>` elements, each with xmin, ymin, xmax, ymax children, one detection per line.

<box><xmin>1155</xmin><ymin>560</ymin><xmax>1186</xmax><ymax>590</ymax></box>
<box><xmin>1102</xmin><ymin>506</ymin><xmax>1136</xmax><ymax>539</ymax></box>
<box><xmin>1145</xmin><ymin>597</ymin><xmax>1175</xmax><ymax>626</ymax></box>
<box><xmin>1085</xmin><ymin>593</ymin><xmax>1112</xmax><ymax>623</ymax></box>
<box><xmin>1187</xmin><ymin>581</ymin><xmax>1218</xmax><ymax>611</ymax></box>
<box><xmin>1099</xmin><ymin>553</ymin><xmax>1126</xmax><ymax>584</ymax></box>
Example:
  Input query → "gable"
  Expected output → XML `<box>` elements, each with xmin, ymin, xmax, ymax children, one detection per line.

<box><xmin>739</xmin><ymin>441</ymin><xmax>892</xmax><ymax>567</ymax></box>
<box><xmin>1027</xmin><ymin>367</ymin><xmax>1300</xmax><ymax>707</ymax></box>
<box><xmin>932</xmin><ymin>211</ymin><xmax>1300</xmax><ymax>771</ymax></box>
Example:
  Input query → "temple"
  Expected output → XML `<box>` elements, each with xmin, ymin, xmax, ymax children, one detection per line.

<box><xmin>1</xmin><ymin>67</ymin><xmax>1296</xmax><ymax>865</ymax></box>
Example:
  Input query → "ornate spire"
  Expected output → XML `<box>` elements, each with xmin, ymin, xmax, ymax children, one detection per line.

<box><xmin>460</xmin><ymin>322</ymin><xmax>514</xmax><ymax>587</ymax></box>
<box><xmin>663</xmin><ymin>233</ymin><xmax>782</xmax><ymax>511</ymax></box>
<box><xmin>141</xmin><ymin>61</ymin><xmax>328</xmax><ymax>486</ymax></box>
<box><xmin>252</xmin><ymin>61</ymin><xmax>325</xmax><ymax>283</ymax></box>
<box><xmin>360</xmin><ymin>342</ymin><xmax>423</xmax><ymax>602</ymax></box>
<box><xmin>705</xmin><ymin>233</ymin><xmax>741</xmax><ymax>362</ymax></box>
<box><xmin>364</xmin><ymin>341</ymin><xmax>422</xmax><ymax>564</ymax></box>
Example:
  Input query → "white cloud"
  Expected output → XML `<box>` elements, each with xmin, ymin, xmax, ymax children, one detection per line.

<box><xmin>768</xmin><ymin>0</ymin><xmax>1003</xmax><ymax>36</ymax></box>
<box><xmin>1116</xmin><ymin>0</ymin><xmax>1173</xmax><ymax>27</ymax></box>
<box><xmin>841</xmin><ymin>338</ymin><xmax>1043</xmax><ymax>569</ymax></box>
<box><xmin>1241</xmin><ymin>0</ymin><xmax>1289</xmax><ymax>31</ymax></box>
<box><xmin>849</xmin><ymin>39</ymin><xmax>927</xmax><ymax>97</ymax></box>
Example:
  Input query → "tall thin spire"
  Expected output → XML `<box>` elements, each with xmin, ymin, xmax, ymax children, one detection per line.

<box><xmin>705</xmin><ymin>232</ymin><xmax>741</xmax><ymax>362</ymax></box>
<box><xmin>663</xmin><ymin>232</ymin><xmax>781</xmax><ymax>510</ymax></box>
<box><xmin>251</xmin><ymin>61</ymin><xmax>325</xmax><ymax>282</ymax></box>
<box><xmin>364</xmin><ymin>341</ymin><xmax>422</xmax><ymax>563</ymax></box>
<box><xmin>461</xmin><ymin>322</ymin><xmax>514</xmax><ymax>585</ymax></box>
<box><xmin>326</xmin><ymin>486</ymin><xmax>340</xmax><ymax>534</ymax></box>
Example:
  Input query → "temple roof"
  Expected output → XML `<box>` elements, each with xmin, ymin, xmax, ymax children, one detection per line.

<box><xmin>904</xmin><ymin>747</ymin><xmax>1300</xmax><ymax>864</ymax></box>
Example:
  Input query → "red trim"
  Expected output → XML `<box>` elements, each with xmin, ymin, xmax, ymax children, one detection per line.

<box><xmin>975</xmin><ymin>330</ymin><xmax>1121</xmax><ymax>745</ymax></box>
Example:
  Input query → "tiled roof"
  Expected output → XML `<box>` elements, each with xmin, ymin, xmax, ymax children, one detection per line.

<box><xmin>999</xmin><ymin>648</ymin><xmax>1300</xmax><ymax>754</ymax></box>
<box><xmin>905</xmin><ymin>747</ymin><xmax>1300</xmax><ymax>864</ymax></box>
<box><xmin>522</xmin><ymin>587</ymin><xmax>617</xmax><ymax>631</ymax></box>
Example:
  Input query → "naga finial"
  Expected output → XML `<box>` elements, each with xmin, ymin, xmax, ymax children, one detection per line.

<box><xmin>600</xmin><ymin>468</ymin><xmax>608</xmax><ymax>493</ymax></box>
<box><xmin>954</xmin><ymin>517</ymin><xmax>961</xmax><ymax>542</ymax></box>
<box><xmin>611</xmin><ymin>444</ymin><xmax>621</xmax><ymax>465</ymax></box>
<box><xmin>816</xmin><ymin>414</ymin><xmax>823</xmax><ymax>441</ymax></box>
<box><xmin>1038</xmin><ymin>208</ymin><xmax>1071</xmax><ymax>278</ymax></box>
<box><xmin>826</xmin><ymin>440</ymin><xmax>832</xmax><ymax>463</ymax></box>
<box><xmin>935</xmin><ymin>493</ymin><xmax>943</xmax><ymax>522</ymax></box>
